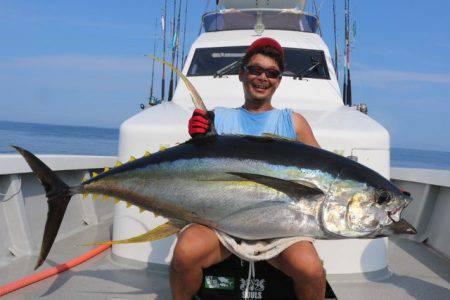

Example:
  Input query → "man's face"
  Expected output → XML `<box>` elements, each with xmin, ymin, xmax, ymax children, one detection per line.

<box><xmin>239</xmin><ymin>53</ymin><xmax>281</xmax><ymax>103</ymax></box>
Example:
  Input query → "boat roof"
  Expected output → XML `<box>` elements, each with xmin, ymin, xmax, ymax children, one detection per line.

<box><xmin>203</xmin><ymin>9</ymin><xmax>319</xmax><ymax>33</ymax></box>
<box><xmin>217</xmin><ymin>0</ymin><xmax>306</xmax><ymax>10</ymax></box>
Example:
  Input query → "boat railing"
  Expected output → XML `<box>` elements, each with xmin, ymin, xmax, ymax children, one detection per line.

<box><xmin>391</xmin><ymin>167</ymin><xmax>450</xmax><ymax>259</ymax></box>
<box><xmin>0</xmin><ymin>154</ymin><xmax>116</xmax><ymax>266</ymax></box>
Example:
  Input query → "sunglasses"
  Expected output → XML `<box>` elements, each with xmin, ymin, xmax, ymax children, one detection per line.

<box><xmin>243</xmin><ymin>65</ymin><xmax>282</xmax><ymax>79</ymax></box>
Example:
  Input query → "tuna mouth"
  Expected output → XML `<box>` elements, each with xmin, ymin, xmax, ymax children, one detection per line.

<box><xmin>388</xmin><ymin>206</ymin><xmax>404</xmax><ymax>223</ymax></box>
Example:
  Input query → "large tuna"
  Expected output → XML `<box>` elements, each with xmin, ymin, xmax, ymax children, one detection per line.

<box><xmin>14</xmin><ymin>134</ymin><xmax>415</xmax><ymax>269</ymax></box>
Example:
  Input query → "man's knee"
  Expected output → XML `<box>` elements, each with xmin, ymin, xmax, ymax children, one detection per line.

<box><xmin>171</xmin><ymin>224</ymin><xmax>225</xmax><ymax>272</ymax></box>
<box><xmin>273</xmin><ymin>241</ymin><xmax>325</xmax><ymax>282</ymax></box>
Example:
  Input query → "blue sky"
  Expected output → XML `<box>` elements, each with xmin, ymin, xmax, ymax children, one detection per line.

<box><xmin>1</xmin><ymin>1</ymin><xmax>449</xmax><ymax>151</ymax></box>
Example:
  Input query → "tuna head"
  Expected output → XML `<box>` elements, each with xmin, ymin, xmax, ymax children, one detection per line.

<box><xmin>343</xmin><ymin>187</ymin><xmax>416</xmax><ymax>237</ymax></box>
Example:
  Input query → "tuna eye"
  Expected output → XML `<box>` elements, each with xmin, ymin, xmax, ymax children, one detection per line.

<box><xmin>376</xmin><ymin>190</ymin><xmax>391</xmax><ymax>204</ymax></box>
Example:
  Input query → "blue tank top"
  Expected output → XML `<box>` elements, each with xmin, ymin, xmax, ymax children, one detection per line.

<box><xmin>214</xmin><ymin>106</ymin><xmax>297</xmax><ymax>139</ymax></box>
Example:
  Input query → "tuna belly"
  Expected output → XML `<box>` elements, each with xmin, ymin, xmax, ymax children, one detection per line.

<box><xmin>215</xmin><ymin>201</ymin><xmax>323</xmax><ymax>240</ymax></box>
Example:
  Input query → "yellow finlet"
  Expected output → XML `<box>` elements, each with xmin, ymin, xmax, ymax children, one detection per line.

<box><xmin>159</xmin><ymin>146</ymin><xmax>168</xmax><ymax>151</ymax></box>
<box><xmin>92</xmin><ymin>194</ymin><xmax>99</xmax><ymax>200</ymax></box>
<box><xmin>114</xmin><ymin>198</ymin><xmax>120</xmax><ymax>204</ymax></box>
<box><xmin>92</xmin><ymin>172</ymin><xmax>98</xmax><ymax>178</ymax></box>
<box><xmin>102</xmin><ymin>195</ymin><xmax>109</xmax><ymax>202</ymax></box>
<box><xmin>103</xmin><ymin>167</ymin><xmax>110</xmax><ymax>172</ymax></box>
<box><xmin>144</xmin><ymin>151</ymin><xmax>151</xmax><ymax>157</ymax></box>
<box><xmin>82</xmin><ymin>193</ymin><xmax>88</xmax><ymax>199</ymax></box>
<box><xmin>139</xmin><ymin>207</ymin><xmax>146</xmax><ymax>213</ymax></box>
<box><xmin>126</xmin><ymin>202</ymin><xmax>132</xmax><ymax>208</ymax></box>
<box><xmin>154</xmin><ymin>212</ymin><xmax>161</xmax><ymax>218</ymax></box>
<box><xmin>80</xmin><ymin>221</ymin><xmax>180</xmax><ymax>246</ymax></box>
<box><xmin>129</xmin><ymin>156</ymin><xmax>136</xmax><ymax>162</ymax></box>
<box><xmin>115</xmin><ymin>161</ymin><xmax>122</xmax><ymax>167</ymax></box>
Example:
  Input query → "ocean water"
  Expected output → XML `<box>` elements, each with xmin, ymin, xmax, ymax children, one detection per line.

<box><xmin>1</xmin><ymin>121</ymin><xmax>450</xmax><ymax>170</ymax></box>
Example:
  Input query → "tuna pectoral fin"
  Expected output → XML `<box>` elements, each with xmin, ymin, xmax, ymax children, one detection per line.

<box><xmin>12</xmin><ymin>146</ymin><xmax>73</xmax><ymax>270</ymax></box>
<box><xmin>81</xmin><ymin>221</ymin><xmax>180</xmax><ymax>246</ymax></box>
<box><xmin>391</xmin><ymin>219</ymin><xmax>417</xmax><ymax>235</ymax></box>
<box><xmin>228</xmin><ymin>172</ymin><xmax>324</xmax><ymax>199</ymax></box>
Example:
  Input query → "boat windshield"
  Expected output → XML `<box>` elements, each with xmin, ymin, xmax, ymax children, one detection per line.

<box><xmin>203</xmin><ymin>10</ymin><xmax>319</xmax><ymax>33</ymax></box>
<box><xmin>187</xmin><ymin>46</ymin><xmax>330</xmax><ymax>80</ymax></box>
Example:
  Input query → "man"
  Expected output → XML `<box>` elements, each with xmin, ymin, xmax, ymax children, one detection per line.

<box><xmin>170</xmin><ymin>37</ymin><xmax>325</xmax><ymax>299</ymax></box>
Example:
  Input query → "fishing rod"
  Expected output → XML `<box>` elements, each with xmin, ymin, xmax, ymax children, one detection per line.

<box><xmin>174</xmin><ymin>0</ymin><xmax>183</xmax><ymax>95</ymax></box>
<box><xmin>149</xmin><ymin>18</ymin><xmax>158</xmax><ymax>106</ymax></box>
<box><xmin>180</xmin><ymin>0</ymin><xmax>188</xmax><ymax>68</ymax></box>
<box><xmin>168</xmin><ymin>0</ymin><xmax>178</xmax><ymax>101</ymax></box>
<box><xmin>161</xmin><ymin>0</ymin><xmax>168</xmax><ymax>101</ymax></box>
<box><xmin>333</xmin><ymin>0</ymin><xmax>338</xmax><ymax>81</ymax></box>
<box><xmin>343</xmin><ymin>0</ymin><xmax>352</xmax><ymax>106</ymax></box>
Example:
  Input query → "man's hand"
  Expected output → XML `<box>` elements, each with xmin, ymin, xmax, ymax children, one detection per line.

<box><xmin>188</xmin><ymin>109</ymin><xmax>211</xmax><ymax>137</ymax></box>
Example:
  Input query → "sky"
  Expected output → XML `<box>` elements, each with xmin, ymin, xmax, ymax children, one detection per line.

<box><xmin>0</xmin><ymin>0</ymin><xmax>449</xmax><ymax>151</ymax></box>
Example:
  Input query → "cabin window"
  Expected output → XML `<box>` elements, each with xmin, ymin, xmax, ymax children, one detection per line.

<box><xmin>187</xmin><ymin>46</ymin><xmax>330</xmax><ymax>80</ymax></box>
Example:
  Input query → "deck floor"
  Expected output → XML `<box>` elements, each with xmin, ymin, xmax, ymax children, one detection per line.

<box><xmin>1</xmin><ymin>222</ymin><xmax>449</xmax><ymax>300</ymax></box>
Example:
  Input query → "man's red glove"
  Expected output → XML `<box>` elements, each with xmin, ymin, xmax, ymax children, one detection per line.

<box><xmin>188</xmin><ymin>109</ymin><xmax>211</xmax><ymax>137</ymax></box>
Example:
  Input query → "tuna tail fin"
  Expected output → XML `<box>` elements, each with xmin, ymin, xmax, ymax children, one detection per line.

<box><xmin>12</xmin><ymin>146</ymin><xmax>73</xmax><ymax>270</ymax></box>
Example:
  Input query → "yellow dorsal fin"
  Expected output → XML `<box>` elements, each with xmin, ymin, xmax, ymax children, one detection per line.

<box><xmin>139</xmin><ymin>207</ymin><xmax>146</xmax><ymax>213</ymax></box>
<box><xmin>80</xmin><ymin>221</ymin><xmax>180</xmax><ymax>246</ymax></box>
<box><xmin>115</xmin><ymin>161</ymin><xmax>122</xmax><ymax>167</ymax></box>
<box><xmin>92</xmin><ymin>172</ymin><xmax>98</xmax><ymax>178</ymax></box>
<box><xmin>103</xmin><ymin>167</ymin><xmax>110</xmax><ymax>172</ymax></box>
<box><xmin>129</xmin><ymin>156</ymin><xmax>136</xmax><ymax>162</ymax></box>
<box><xmin>144</xmin><ymin>151</ymin><xmax>151</xmax><ymax>157</ymax></box>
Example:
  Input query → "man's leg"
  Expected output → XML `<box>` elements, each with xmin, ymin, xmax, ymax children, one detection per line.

<box><xmin>170</xmin><ymin>224</ymin><xmax>231</xmax><ymax>300</ymax></box>
<box><xmin>268</xmin><ymin>241</ymin><xmax>325</xmax><ymax>300</ymax></box>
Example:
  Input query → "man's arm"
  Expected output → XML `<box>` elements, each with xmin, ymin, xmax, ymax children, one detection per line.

<box><xmin>292</xmin><ymin>112</ymin><xmax>320</xmax><ymax>148</ymax></box>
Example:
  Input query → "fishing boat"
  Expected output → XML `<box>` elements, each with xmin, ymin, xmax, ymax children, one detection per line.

<box><xmin>0</xmin><ymin>0</ymin><xmax>449</xmax><ymax>299</ymax></box>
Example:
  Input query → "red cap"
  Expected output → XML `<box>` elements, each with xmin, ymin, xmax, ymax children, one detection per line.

<box><xmin>246</xmin><ymin>37</ymin><xmax>284</xmax><ymax>58</ymax></box>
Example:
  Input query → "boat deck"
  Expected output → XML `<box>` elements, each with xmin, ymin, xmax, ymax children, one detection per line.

<box><xmin>1</xmin><ymin>219</ymin><xmax>449</xmax><ymax>300</ymax></box>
